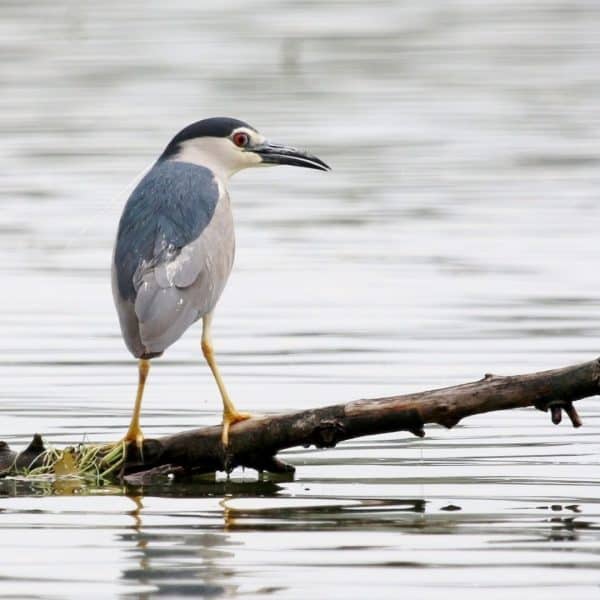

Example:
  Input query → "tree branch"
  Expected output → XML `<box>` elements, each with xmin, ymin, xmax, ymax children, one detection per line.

<box><xmin>2</xmin><ymin>358</ymin><xmax>600</xmax><ymax>482</ymax></box>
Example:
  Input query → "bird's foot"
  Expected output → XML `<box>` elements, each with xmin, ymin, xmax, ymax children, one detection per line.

<box><xmin>100</xmin><ymin>426</ymin><xmax>145</xmax><ymax>462</ymax></box>
<box><xmin>122</xmin><ymin>426</ymin><xmax>145</xmax><ymax>450</ymax></box>
<box><xmin>121</xmin><ymin>425</ymin><xmax>145</xmax><ymax>462</ymax></box>
<box><xmin>221</xmin><ymin>411</ymin><xmax>252</xmax><ymax>446</ymax></box>
<box><xmin>99</xmin><ymin>428</ymin><xmax>144</xmax><ymax>456</ymax></box>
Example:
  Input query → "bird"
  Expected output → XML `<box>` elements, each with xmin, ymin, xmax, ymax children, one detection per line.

<box><xmin>111</xmin><ymin>117</ymin><xmax>330</xmax><ymax>448</ymax></box>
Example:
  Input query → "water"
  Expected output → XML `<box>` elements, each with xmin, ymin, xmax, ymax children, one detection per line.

<box><xmin>2</xmin><ymin>0</ymin><xmax>600</xmax><ymax>597</ymax></box>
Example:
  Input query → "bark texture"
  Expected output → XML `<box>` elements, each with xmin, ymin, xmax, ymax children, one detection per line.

<box><xmin>2</xmin><ymin>358</ymin><xmax>599</xmax><ymax>483</ymax></box>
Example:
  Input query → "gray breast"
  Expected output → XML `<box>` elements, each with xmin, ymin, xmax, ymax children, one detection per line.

<box><xmin>111</xmin><ymin>160</ymin><xmax>235</xmax><ymax>358</ymax></box>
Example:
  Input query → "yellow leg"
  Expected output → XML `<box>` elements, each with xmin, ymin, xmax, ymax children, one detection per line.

<box><xmin>202</xmin><ymin>313</ymin><xmax>251</xmax><ymax>446</ymax></box>
<box><xmin>123</xmin><ymin>358</ymin><xmax>150</xmax><ymax>449</ymax></box>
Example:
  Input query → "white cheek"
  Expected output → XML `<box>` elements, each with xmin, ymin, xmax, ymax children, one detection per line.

<box><xmin>242</xmin><ymin>151</ymin><xmax>262</xmax><ymax>167</ymax></box>
<box><xmin>173</xmin><ymin>137</ymin><xmax>259</xmax><ymax>179</ymax></box>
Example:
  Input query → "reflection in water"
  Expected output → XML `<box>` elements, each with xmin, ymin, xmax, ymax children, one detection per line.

<box><xmin>121</xmin><ymin>495</ymin><xmax>236</xmax><ymax>598</ymax></box>
<box><xmin>3</xmin><ymin>475</ymin><xmax>600</xmax><ymax>598</ymax></box>
<box><xmin>117</xmin><ymin>492</ymin><xmax>428</xmax><ymax>597</ymax></box>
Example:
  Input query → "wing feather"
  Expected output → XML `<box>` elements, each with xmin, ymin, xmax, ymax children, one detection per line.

<box><xmin>112</xmin><ymin>160</ymin><xmax>222</xmax><ymax>357</ymax></box>
<box><xmin>114</xmin><ymin>160</ymin><xmax>219</xmax><ymax>302</ymax></box>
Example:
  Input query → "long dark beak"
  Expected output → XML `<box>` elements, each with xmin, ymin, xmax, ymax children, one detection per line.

<box><xmin>252</xmin><ymin>142</ymin><xmax>330</xmax><ymax>171</ymax></box>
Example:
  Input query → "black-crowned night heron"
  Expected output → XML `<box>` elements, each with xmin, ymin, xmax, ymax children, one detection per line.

<box><xmin>112</xmin><ymin>117</ymin><xmax>329</xmax><ymax>447</ymax></box>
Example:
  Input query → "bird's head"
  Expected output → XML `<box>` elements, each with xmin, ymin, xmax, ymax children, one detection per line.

<box><xmin>160</xmin><ymin>117</ymin><xmax>330</xmax><ymax>179</ymax></box>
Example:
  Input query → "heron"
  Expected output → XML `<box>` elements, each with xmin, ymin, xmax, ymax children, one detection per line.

<box><xmin>112</xmin><ymin>117</ymin><xmax>330</xmax><ymax>448</ymax></box>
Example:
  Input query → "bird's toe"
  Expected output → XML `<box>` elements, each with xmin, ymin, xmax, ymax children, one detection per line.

<box><xmin>221</xmin><ymin>412</ymin><xmax>252</xmax><ymax>446</ymax></box>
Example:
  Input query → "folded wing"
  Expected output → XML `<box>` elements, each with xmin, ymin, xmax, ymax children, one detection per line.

<box><xmin>112</xmin><ymin>160</ymin><xmax>223</xmax><ymax>358</ymax></box>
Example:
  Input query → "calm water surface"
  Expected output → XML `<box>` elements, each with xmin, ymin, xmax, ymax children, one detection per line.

<box><xmin>2</xmin><ymin>1</ymin><xmax>600</xmax><ymax>598</ymax></box>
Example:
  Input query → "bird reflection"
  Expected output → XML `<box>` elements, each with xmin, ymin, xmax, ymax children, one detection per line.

<box><xmin>119</xmin><ymin>493</ymin><xmax>239</xmax><ymax>598</ymax></box>
<box><xmin>117</xmin><ymin>484</ymin><xmax>433</xmax><ymax>598</ymax></box>
<box><xmin>118</xmin><ymin>481</ymin><xmax>285</xmax><ymax>598</ymax></box>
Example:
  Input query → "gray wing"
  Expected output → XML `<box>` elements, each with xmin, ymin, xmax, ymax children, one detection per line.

<box><xmin>112</xmin><ymin>160</ymin><xmax>223</xmax><ymax>358</ymax></box>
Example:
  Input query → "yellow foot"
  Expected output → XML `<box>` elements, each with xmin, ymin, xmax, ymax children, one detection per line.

<box><xmin>222</xmin><ymin>411</ymin><xmax>252</xmax><ymax>446</ymax></box>
<box><xmin>122</xmin><ymin>426</ymin><xmax>145</xmax><ymax>453</ymax></box>
<box><xmin>99</xmin><ymin>427</ymin><xmax>144</xmax><ymax>463</ymax></box>
<box><xmin>97</xmin><ymin>428</ymin><xmax>144</xmax><ymax>478</ymax></box>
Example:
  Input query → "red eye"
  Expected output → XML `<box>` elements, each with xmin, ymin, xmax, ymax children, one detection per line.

<box><xmin>233</xmin><ymin>132</ymin><xmax>250</xmax><ymax>147</ymax></box>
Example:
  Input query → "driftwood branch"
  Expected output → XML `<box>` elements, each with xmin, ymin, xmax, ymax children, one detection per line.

<box><xmin>2</xmin><ymin>358</ymin><xmax>600</xmax><ymax>483</ymax></box>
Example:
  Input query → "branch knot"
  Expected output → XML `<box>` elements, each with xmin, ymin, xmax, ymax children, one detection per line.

<box><xmin>310</xmin><ymin>420</ymin><xmax>346</xmax><ymax>448</ymax></box>
<box><xmin>534</xmin><ymin>399</ymin><xmax>582</xmax><ymax>428</ymax></box>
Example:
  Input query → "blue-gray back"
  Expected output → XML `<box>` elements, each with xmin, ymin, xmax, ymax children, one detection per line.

<box><xmin>114</xmin><ymin>160</ymin><xmax>219</xmax><ymax>301</ymax></box>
